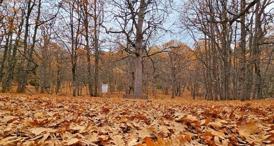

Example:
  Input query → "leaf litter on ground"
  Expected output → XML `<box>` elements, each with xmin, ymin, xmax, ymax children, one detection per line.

<box><xmin>0</xmin><ymin>94</ymin><xmax>273</xmax><ymax>146</ymax></box>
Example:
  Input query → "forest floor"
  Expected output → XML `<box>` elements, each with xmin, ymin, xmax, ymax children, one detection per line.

<box><xmin>0</xmin><ymin>93</ymin><xmax>273</xmax><ymax>146</ymax></box>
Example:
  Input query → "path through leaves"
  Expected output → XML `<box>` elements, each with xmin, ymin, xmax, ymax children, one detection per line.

<box><xmin>0</xmin><ymin>94</ymin><xmax>273</xmax><ymax>145</ymax></box>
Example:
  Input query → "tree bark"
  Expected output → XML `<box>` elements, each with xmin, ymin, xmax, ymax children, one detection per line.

<box><xmin>133</xmin><ymin>56</ymin><xmax>143</xmax><ymax>98</ymax></box>
<box><xmin>93</xmin><ymin>0</ymin><xmax>100</xmax><ymax>97</ymax></box>
<box><xmin>82</xmin><ymin>1</ymin><xmax>93</xmax><ymax>96</ymax></box>
<box><xmin>133</xmin><ymin>0</ymin><xmax>145</xmax><ymax>98</ymax></box>
<box><xmin>239</xmin><ymin>0</ymin><xmax>248</xmax><ymax>100</ymax></box>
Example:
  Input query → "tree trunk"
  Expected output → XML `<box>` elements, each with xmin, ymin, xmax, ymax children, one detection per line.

<box><xmin>94</xmin><ymin>34</ymin><xmax>99</xmax><ymax>97</ymax></box>
<box><xmin>169</xmin><ymin>54</ymin><xmax>176</xmax><ymax>98</ymax></box>
<box><xmin>40</xmin><ymin>35</ymin><xmax>50</xmax><ymax>93</ymax></box>
<box><xmin>133</xmin><ymin>56</ymin><xmax>143</xmax><ymax>98</ymax></box>
<box><xmin>93</xmin><ymin>0</ymin><xmax>100</xmax><ymax>97</ymax></box>
<box><xmin>83</xmin><ymin>2</ymin><xmax>93</xmax><ymax>96</ymax></box>
<box><xmin>72</xmin><ymin>65</ymin><xmax>77</xmax><ymax>96</ymax></box>
<box><xmin>253</xmin><ymin>2</ymin><xmax>263</xmax><ymax>99</ymax></box>
<box><xmin>87</xmin><ymin>50</ymin><xmax>93</xmax><ymax>96</ymax></box>
<box><xmin>2</xmin><ymin>40</ymin><xmax>19</xmax><ymax>92</ymax></box>
<box><xmin>56</xmin><ymin>68</ymin><xmax>61</xmax><ymax>94</ymax></box>
<box><xmin>132</xmin><ymin>0</ymin><xmax>145</xmax><ymax>98</ymax></box>
<box><xmin>0</xmin><ymin>33</ymin><xmax>11</xmax><ymax>82</ymax></box>
<box><xmin>239</xmin><ymin>0</ymin><xmax>248</xmax><ymax>100</ymax></box>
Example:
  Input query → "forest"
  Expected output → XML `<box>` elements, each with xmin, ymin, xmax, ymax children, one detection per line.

<box><xmin>0</xmin><ymin>0</ymin><xmax>273</xmax><ymax>145</ymax></box>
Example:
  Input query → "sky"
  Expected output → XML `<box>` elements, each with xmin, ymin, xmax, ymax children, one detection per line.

<box><xmin>150</xmin><ymin>0</ymin><xmax>194</xmax><ymax>47</ymax></box>
<box><xmin>102</xmin><ymin>0</ymin><xmax>194</xmax><ymax>48</ymax></box>
<box><xmin>52</xmin><ymin>0</ymin><xmax>274</xmax><ymax>50</ymax></box>
<box><xmin>159</xmin><ymin>0</ymin><xmax>274</xmax><ymax>48</ymax></box>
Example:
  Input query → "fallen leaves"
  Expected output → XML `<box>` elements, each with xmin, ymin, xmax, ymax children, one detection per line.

<box><xmin>64</xmin><ymin>138</ymin><xmax>80</xmax><ymax>145</ymax></box>
<box><xmin>29</xmin><ymin>127</ymin><xmax>56</xmax><ymax>135</ymax></box>
<box><xmin>238</xmin><ymin>121</ymin><xmax>261</xmax><ymax>138</ymax></box>
<box><xmin>0</xmin><ymin>94</ymin><xmax>273</xmax><ymax>146</ymax></box>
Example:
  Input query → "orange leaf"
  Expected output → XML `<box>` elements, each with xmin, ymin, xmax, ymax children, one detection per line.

<box><xmin>179</xmin><ymin>134</ymin><xmax>192</xmax><ymax>143</ymax></box>
<box><xmin>144</xmin><ymin>137</ymin><xmax>155</xmax><ymax>146</ymax></box>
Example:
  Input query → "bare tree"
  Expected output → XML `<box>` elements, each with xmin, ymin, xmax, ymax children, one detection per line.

<box><xmin>106</xmin><ymin>0</ymin><xmax>172</xmax><ymax>98</ymax></box>
<box><xmin>1</xmin><ymin>6</ymin><xmax>25</xmax><ymax>92</ymax></box>
<box><xmin>63</xmin><ymin>0</ymin><xmax>82</xmax><ymax>96</ymax></box>
<box><xmin>92</xmin><ymin>0</ymin><xmax>104</xmax><ymax>97</ymax></box>
<box><xmin>16</xmin><ymin>0</ymin><xmax>42</xmax><ymax>93</ymax></box>
<box><xmin>79</xmin><ymin>0</ymin><xmax>93</xmax><ymax>96</ymax></box>
<box><xmin>181</xmin><ymin>0</ymin><xmax>273</xmax><ymax>100</ymax></box>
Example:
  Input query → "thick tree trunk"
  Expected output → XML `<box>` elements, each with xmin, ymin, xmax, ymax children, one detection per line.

<box><xmin>132</xmin><ymin>0</ymin><xmax>146</xmax><ymax>98</ymax></box>
<box><xmin>133</xmin><ymin>56</ymin><xmax>143</xmax><ymax>98</ymax></box>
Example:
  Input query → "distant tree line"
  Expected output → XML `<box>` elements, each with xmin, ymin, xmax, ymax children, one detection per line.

<box><xmin>0</xmin><ymin>0</ymin><xmax>273</xmax><ymax>100</ymax></box>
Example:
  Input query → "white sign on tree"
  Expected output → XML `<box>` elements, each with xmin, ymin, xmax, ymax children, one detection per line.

<box><xmin>102</xmin><ymin>84</ymin><xmax>109</xmax><ymax>93</ymax></box>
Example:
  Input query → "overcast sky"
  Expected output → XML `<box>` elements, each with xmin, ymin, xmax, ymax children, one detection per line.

<box><xmin>53</xmin><ymin>0</ymin><xmax>273</xmax><ymax>49</ymax></box>
<box><xmin>159</xmin><ymin>0</ymin><xmax>274</xmax><ymax>47</ymax></box>
<box><xmin>100</xmin><ymin>0</ymin><xmax>194</xmax><ymax>49</ymax></box>
<box><xmin>150</xmin><ymin>0</ymin><xmax>194</xmax><ymax>47</ymax></box>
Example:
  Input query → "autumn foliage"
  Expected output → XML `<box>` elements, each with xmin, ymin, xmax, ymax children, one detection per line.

<box><xmin>0</xmin><ymin>94</ymin><xmax>273</xmax><ymax>145</ymax></box>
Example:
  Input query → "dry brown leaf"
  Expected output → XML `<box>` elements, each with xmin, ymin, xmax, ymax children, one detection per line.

<box><xmin>178</xmin><ymin>134</ymin><xmax>192</xmax><ymax>143</ymax></box>
<box><xmin>238</xmin><ymin>121</ymin><xmax>261</xmax><ymax>138</ymax></box>
<box><xmin>139</xmin><ymin>128</ymin><xmax>153</xmax><ymax>138</ymax></box>
<box><xmin>1</xmin><ymin>116</ymin><xmax>17</xmax><ymax>123</ymax></box>
<box><xmin>69</xmin><ymin>124</ymin><xmax>87</xmax><ymax>133</ymax></box>
<box><xmin>0</xmin><ymin>136</ymin><xmax>22</xmax><ymax>145</ymax></box>
<box><xmin>208</xmin><ymin>128</ymin><xmax>225</xmax><ymax>138</ymax></box>
<box><xmin>29</xmin><ymin>127</ymin><xmax>56</xmax><ymax>135</ymax></box>
<box><xmin>208</xmin><ymin>119</ymin><xmax>227</xmax><ymax>130</ymax></box>
<box><xmin>40</xmin><ymin>132</ymin><xmax>50</xmax><ymax>142</ymax></box>
<box><xmin>64</xmin><ymin>138</ymin><xmax>79</xmax><ymax>145</ymax></box>
<box><xmin>112</xmin><ymin>135</ymin><xmax>125</xmax><ymax>145</ymax></box>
